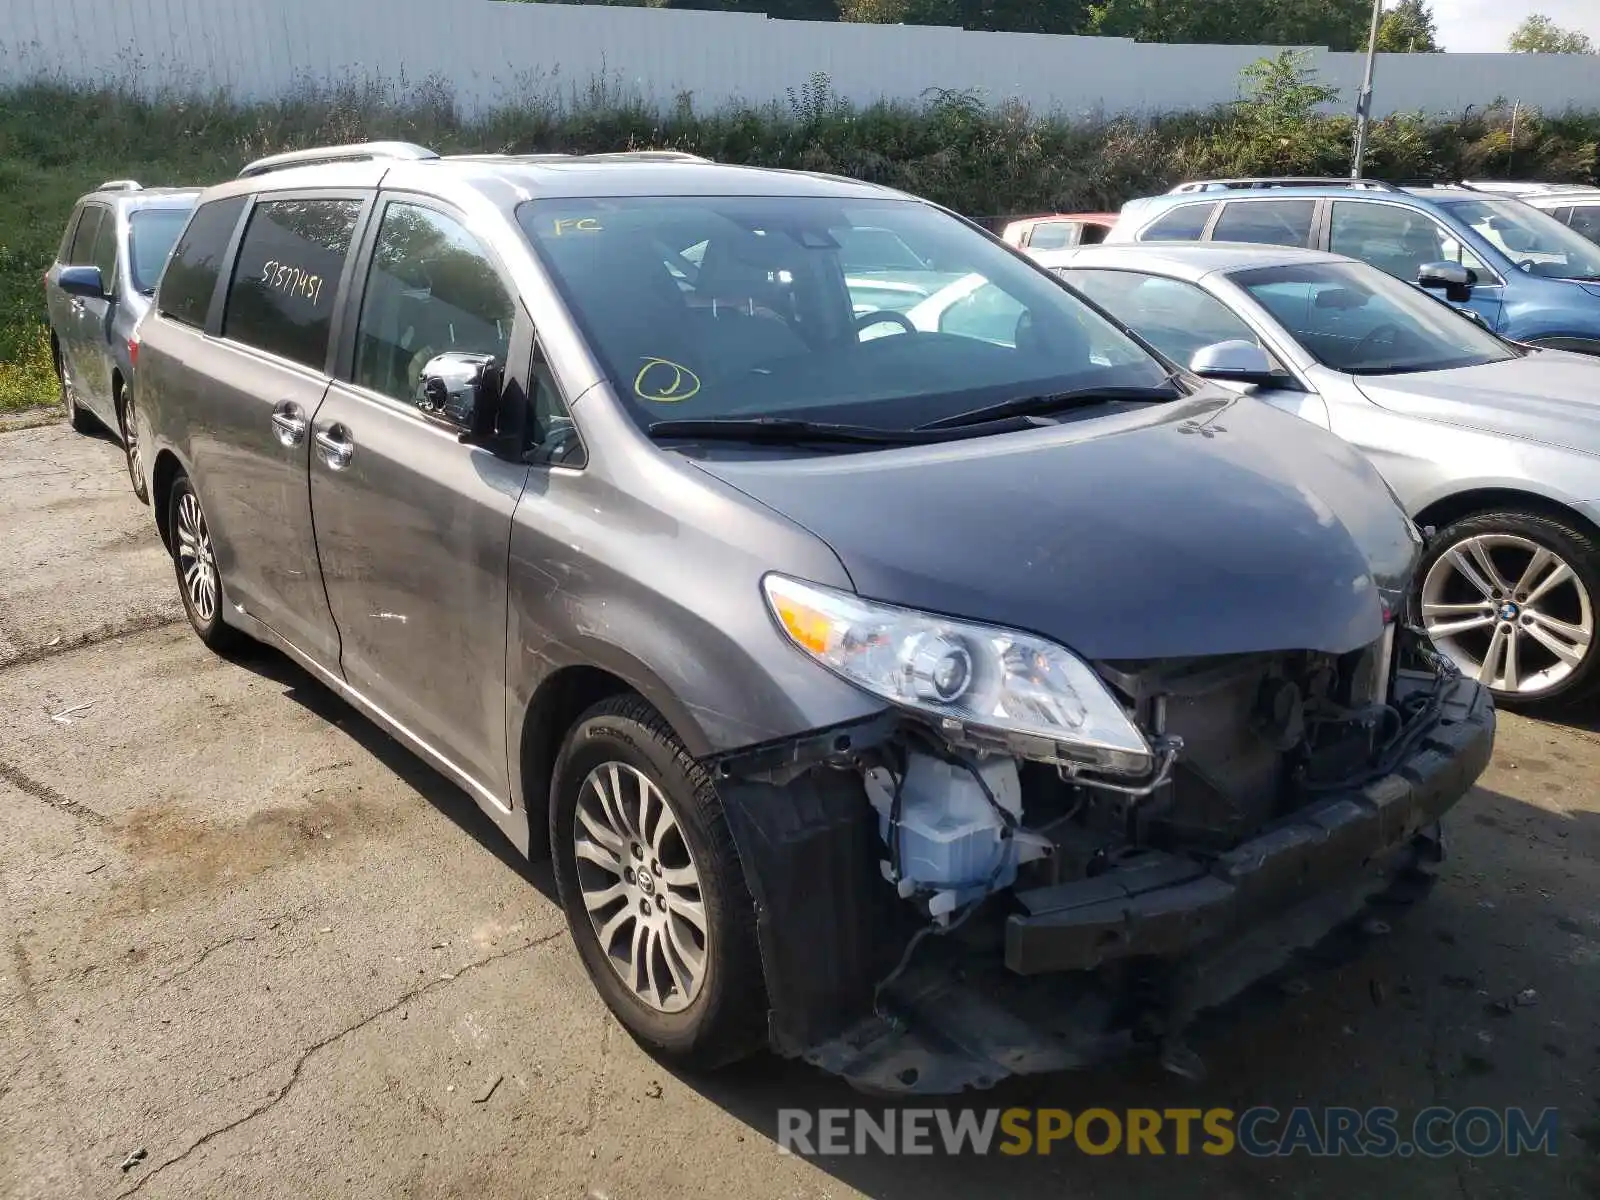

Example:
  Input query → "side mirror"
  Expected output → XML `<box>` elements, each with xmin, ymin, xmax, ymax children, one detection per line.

<box><xmin>1418</xmin><ymin>261</ymin><xmax>1473</xmax><ymax>303</ymax></box>
<box><xmin>1189</xmin><ymin>339</ymin><xmax>1279</xmax><ymax>386</ymax></box>
<box><xmin>416</xmin><ymin>351</ymin><xmax>502</xmax><ymax>446</ymax></box>
<box><xmin>57</xmin><ymin>265</ymin><xmax>105</xmax><ymax>300</ymax></box>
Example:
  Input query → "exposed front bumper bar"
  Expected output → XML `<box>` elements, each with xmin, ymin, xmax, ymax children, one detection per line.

<box><xmin>1006</xmin><ymin>670</ymin><xmax>1493</xmax><ymax>975</ymax></box>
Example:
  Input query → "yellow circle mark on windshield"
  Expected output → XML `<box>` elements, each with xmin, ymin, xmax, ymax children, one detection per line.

<box><xmin>634</xmin><ymin>357</ymin><xmax>701</xmax><ymax>403</ymax></box>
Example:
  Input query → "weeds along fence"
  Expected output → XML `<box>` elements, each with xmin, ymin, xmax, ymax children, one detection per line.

<box><xmin>4</xmin><ymin>0</ymin><xmax>1600</xmax><ymax>118</ymax></box>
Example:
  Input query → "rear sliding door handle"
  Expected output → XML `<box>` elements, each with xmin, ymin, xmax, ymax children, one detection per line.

<box><xmin>314</xmin><ymin>426</ymin><xmax>354</xmax><ymax>470</ymax></box>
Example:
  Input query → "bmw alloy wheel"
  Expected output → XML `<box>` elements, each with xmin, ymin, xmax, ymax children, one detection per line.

<box><xmin>175</xmin><ymin>491</ymin><xmax>220</xmax><ymax>626</ymax></box>
<box><xmin>1421</xmin><ymin>532</ymin><xmax>1593</xmax><ymax>696</ymax></box>
<box><xmin>572</xmin><ymin>761</ymin><xmax>709</xmax><ymax>1014</ymax></box>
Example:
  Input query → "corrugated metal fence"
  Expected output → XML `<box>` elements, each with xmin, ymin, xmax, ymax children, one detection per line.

<box><xmin>2</xmin><ymin>0</ymin><xmax>1597</xmax><ymax>117</ymax></box>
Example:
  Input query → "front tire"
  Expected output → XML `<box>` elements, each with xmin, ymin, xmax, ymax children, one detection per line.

<box><xmin>1418</xmin><ymin>509</ymin><xmax>1600</xmax><ymax>708</ymax></box>
<box><xmin>167</xmin><ymin>473</ymin><xmax>242</xmax><ymax>653</ymax></box>
<box><xmin>550</xmin><ymin>696</ymin><xmax>766</xmax><ymax>1069</ymax></box>
<box><xmin>56</xmin><ymin>348</ymin><xmax>94</xmax><ymax>434</ymax></box>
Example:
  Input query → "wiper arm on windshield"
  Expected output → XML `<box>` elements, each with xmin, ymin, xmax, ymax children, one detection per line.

<box><xmin>647</xmin><ymin>416</ymin><xmax>928</xmax><ymax>445</ymax></box>
<box><xmin>916</xmin><ymin>379</ymin><xmax>1183</xmax><ymax>431</ymax></box>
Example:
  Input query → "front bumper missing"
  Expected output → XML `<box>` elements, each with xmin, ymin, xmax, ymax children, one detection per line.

<box><xmin>797</xmin><ymin>671</ymin><xmax>1494</xmax><ymax>1094</ymax></box>
<box><xmin>1006</xmin><ymin>671</ymin><xmax>1493</xmax><ymax>975</ymax></box>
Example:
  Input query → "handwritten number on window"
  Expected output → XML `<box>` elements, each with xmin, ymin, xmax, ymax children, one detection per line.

<box><xmin>260</xmin><ymin>259</ymin><xmax>325</xmax><ymax>307</ymax></box>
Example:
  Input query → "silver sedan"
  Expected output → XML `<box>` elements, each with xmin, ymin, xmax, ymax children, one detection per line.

<box><xmin>1032</xmin><ymin>241</ymin><xmax>1600</xmax><ymax>708</ymax></box>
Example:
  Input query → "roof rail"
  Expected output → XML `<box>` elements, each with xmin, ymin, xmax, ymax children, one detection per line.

<box><xmin>1455</xmin><ymin>179</ymin><xmax>1600</xmax><ymax>196</ymax></box>
<box><xmin>578</xmin><ymin>150</ymin><xmax>710</xmax><ymax>163</ymax></box>
<box><xmin>237</xmin><ymin>141</ymin><xmax>439</xmax><ymax>179</ymax></box>
<box><xmin>97</xmin><ymin>179</ymin><xmax>143</xmax><ymax>192</ymax></box>
<box><xmin>1167</xmin><ymin>177</ymin><xmax>1400</xmax><ymax>194</ymax></box>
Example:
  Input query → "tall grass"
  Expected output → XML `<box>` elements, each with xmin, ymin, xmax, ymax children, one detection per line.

<box><xmin>1</xmin><ymin>72</ymin><xmax>1596</xmax><ymax>412</ymax></box>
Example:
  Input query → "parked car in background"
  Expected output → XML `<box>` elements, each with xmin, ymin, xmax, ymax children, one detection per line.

<box><xmin>1455</xmin><ymin>181</ymin><xmax>1600</xmax><ymax>199</ymax></box>
<box><xmin>999</xmin><ymin>213</ymin><xmax>1117</xmax><ymax>250</ymax></box>
<box><xmin>1106</xmin><ymin>178</ymin><xmax>1600</xmax><ymax>355</ymax></box>
<box><xmin>45</xmin><ymin>181</ymin><xmax>200</xmax><ymax>501</ymax></box>
<box><xmin>133</xmin><ymin>141</ymin><xmax>1491</xmax><ymax>1093</ymax></box>
<box><xmin>1520</xmin><ymin>189</ymin><xmax>1600</xmax><ymax>250</ymax></box>
<box><xmin>1035</xmin><ymin>240</ymin><xmax>1600</xmax><ymax>707</ymax></box>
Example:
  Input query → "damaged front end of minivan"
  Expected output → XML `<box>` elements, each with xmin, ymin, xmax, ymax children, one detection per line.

<box><xmin>705</xmin><ymin>576</ymin><xmax>1494</xmax><ymax>1094</ymax></box>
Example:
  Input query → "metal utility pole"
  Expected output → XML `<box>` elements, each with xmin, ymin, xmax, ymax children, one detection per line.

<box><xmin>1351</xmin><ymin>0</ymin><xmax>1384</xmax><ymax>179</ymax></box>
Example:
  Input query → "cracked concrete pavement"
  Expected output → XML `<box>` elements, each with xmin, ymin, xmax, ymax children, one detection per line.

<box><xmin>2</xmin><ymin>419</ymin><xmax>1599</xmax><ymax>1199</ymax></box>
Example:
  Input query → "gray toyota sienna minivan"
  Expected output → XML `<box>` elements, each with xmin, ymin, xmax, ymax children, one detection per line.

<box><xmin>133</xmin><ymin>142</ymin><xmax>1494</xmax><ymax>1092</ymax></box>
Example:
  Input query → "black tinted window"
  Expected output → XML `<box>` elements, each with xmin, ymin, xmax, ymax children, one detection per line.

<box><xmin>224</xmin><ymin>198</ymin><xmax>361</xmax><ymax>369</ymax></box>
<box><xmin>1570</xmin><ymin>205</ymin><xmax>1600</xmax><ymax>244</ymax></box>
<box><xmin>67</xmin><ymin>206</ymin><xmax>104</xmax><ymax>266</ymax></box>
<box><xmin>353</xmin><ymin>202</ymin><xmax>514</xmax><ymax>403</ymax></box>
<box><xmin>1211</xmin><ymin>199</ymin><xmax>1316</xmax><ymax>247</ymax></box>
<box><xmin>158</xmin><ymin>196</ymin><xmax>247</xmax><ymax>329</ymax></box>
<box><xmin>1140</xmin><ymin>203</ymin><xmax>1216</xmax><ymax>242</ymax></box>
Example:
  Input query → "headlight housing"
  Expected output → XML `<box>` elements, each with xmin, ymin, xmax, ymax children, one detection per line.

<box><xmin>763</xmin><ymin>574</ymin><xmax>1152</xmax><ymax>776</ymax></box>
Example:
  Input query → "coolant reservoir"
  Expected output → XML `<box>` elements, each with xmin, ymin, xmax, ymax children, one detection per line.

<box><xmin>863</xmin><ymin>753</ymin><xmax>1022</xmax><ymax>891</ymax></box>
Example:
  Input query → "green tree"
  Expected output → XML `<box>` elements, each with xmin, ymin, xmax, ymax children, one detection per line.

<box><xmin>1376</xmin><ymin>0</ymin><xmax>1441</xmax><ymax>52</ymax></box>
<box><xmin>1086</xmin><ymin>0</ymin><xmax>1371</xmax><ymax>51</ymax></box>
<box><xmin>1508</xmin><ymin>13</ymin><xmax>1596</xmax><ymax>53</ymax></box>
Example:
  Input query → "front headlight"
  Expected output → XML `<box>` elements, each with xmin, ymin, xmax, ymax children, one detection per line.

<box><xmin>763</xmin><ymin>574</ymin><xmax>1152</xmax><ymax>776</ymax></box>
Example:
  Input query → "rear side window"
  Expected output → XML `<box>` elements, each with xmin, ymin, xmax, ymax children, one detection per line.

<box><xmin>67</xmin><ymin>205</ymin><xmax>105</xmax><ymax>266</ymax></box>
<box><xmin>1139</xmin><ymin>203</ymin><xmax>1216</xmax><ymax>242</ymax></box>
<box><xmin>1211</xmin><ymin>200</ymin><xmax>1316</xmax><ymax>248</ymax></box>
<box><xmin>1026</xmin><ymin>222</ymin><xmax>1079</xmax><ymax>250</ymax></box>
<box><xmin>58</xmin><ymin>205</ymin><xmax>85</xmax><ymax>261</ymax></box>
<box><xmin>223</xmin><ymin>197</ymin><xmax>362</xmax><ymax>370</ymax></box>
<box><xmin>158</xmin><ymin>196</ymin><xmax>248</xmax><ymax>329</ymax></box>
<box><xmin>1571</xmin><ymin>205</ymin><xmax>1600</xmax><ymax>244</ymax></box>
<box><xmin>1546</xmin><ymin>206</ymin><xmax>1574</xmax><ymax>227</ymax></box>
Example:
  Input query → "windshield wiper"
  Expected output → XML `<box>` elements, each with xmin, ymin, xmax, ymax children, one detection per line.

<box><xmin>647</xmin><ymin>416</ymin><xmax>931</xmax><ymax>445</ymax></box>
<box><xmin>916</xmin><ymin>379</ymin><xmax>1183</xmax><ymax>430</ymax></box>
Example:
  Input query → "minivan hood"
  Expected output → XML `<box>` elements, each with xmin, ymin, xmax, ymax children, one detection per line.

<box><xmin>691</xmin><ymin>395</ymin><xmax>1419</xmax><ymax>660</ymax></box>
<box><xmin>1353</xmin><ymin>350</ymin><xmax>1600</xmax><ymax>457</ymax></box>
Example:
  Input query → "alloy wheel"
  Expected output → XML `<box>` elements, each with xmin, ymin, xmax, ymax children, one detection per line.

<box><xmin>573</xmin><ymin>761</ymin><xmax>709</xmax><ymax>1014</ymax></box>
<box><xmin>175</xmin><ymin>492</ymin><xmax>219</xmax><ymax>626</ymax></box>
<box><xmin>122</xmin><ymin>395</ymin><xmax>144</xmax><ymax>488</ymax></box>
<box><xmin>1421</xmin><ymin>532</ymin><xmax>1593</xmax><ymax>696</ymax></box>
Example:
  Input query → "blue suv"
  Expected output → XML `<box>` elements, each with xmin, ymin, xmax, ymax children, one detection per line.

<box><xmin>1106</xmin><ymin>177</ymin><xmax>1600</xmax><ymax>354</ymax></box>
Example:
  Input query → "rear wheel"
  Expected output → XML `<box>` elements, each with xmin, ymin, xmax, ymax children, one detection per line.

<box><xmin>56</xmin><ymin>346</ymin><xmax>94</xmax><ymax>433</ymax></box>
<box><xmin>550</xmin><ymin>696</ymin><xmax>766</xmax><ymax>1068</ymax></box>
<box><xmin>1418</xmin><ymin>509</ymin><xmax>1600</xmax><ymax>707</ymax></box>
<box><xmin>167</xmin><ymin>473</ymin><xmax>242</xmax><ymax>653</ymax></box>
<box><xmin>118</xmin><ymin>387</ymin><xmax>149</xmax><ymax>504</ymax></box>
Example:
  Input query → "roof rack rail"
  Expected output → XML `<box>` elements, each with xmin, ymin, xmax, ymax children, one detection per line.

<box><xmin>237</xmin><ymin>141</ymin><xmax>439</xmax><ymax>179</ymax></box>
<box><xmin>1167</xmin><ymin>177</ymin><xmax>1401</xmax><ymax>194</ymax></box>
<box><xmin>1455</xmin><ymin>179</ymin><xmax>1600</xmax><ymax>196</ymax></box>
<box><xmin>578</xmin><ymin>150</ymin><xmax>710</xmax><ymax>163</ymax></box>
<box><xmin>97</xmin><ymin>179</ymin><xmax>143</xmax><ymax>192</ymax></box>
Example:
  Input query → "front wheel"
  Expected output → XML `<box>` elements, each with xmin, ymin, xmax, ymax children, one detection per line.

<box><xmin>167</xmin><ymin>473</ymin><xmax>242</xmax><ymax>653</ymax></box>
<box><xmin>56</xmin><ymin>348</ymin><xmax>94</xmax><ymax>434</ymax></box>
<box><xmin>550</xmin><ymin>696</ymin><xmax>766</xmax><ymax>1068</ymax></box>
<box><xmin>1418</xmin><ymin>509</ymin><xmax>1600</xmax><ymax>707</ymax></box>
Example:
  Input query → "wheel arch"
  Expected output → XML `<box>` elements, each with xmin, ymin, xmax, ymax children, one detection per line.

<box><xmin>1414</xmin><ymin>487</ymin><xmax>1600</xmax><ymax>546</ymax></box>
<box><xmin>150</xmin><ymin>448</ymin><xmax>185</xmax><ymax>551</ymax></box>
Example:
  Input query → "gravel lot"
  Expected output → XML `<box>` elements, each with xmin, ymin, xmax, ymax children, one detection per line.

<box><xmin>2</xmin><ymin>419</ymin><xmax>1598</xmax><ymax>1199</ymax></box>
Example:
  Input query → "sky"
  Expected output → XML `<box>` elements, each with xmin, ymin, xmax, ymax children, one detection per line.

<box><xmin>1432</xmin><ymin>0</ymin><xmax>1600</xmax><ymax>52</ymax></box>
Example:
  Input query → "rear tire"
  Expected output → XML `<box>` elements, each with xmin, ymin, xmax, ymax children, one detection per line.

<box><xmin>118</xmin><ymin>387</ymin><xmax>149</xmax><ymax>504</ymax></box>
<box><xmin>56</xmin><ymin>348</ymin><xmax>94</xmax><ymax>434</ymax></box>
<box><xmin>550</xmin><ymin>695</ymin><xmax>766</xmax><ymax>1069</ymax></box>
<box><xmin>167</xmin><ymin>473</ymin><xmax>242</xmax><ymax>653</ymax></box>
<box><xmin>1417</xmin><ymin>509</ymin><xmax>1600</xmax><ymax>708</ymax></box>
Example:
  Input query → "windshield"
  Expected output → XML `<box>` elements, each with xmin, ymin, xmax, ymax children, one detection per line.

<box><xmin>1439</xmin><ymin>198</ymin><xmax>1600</xmax><ymax>280</ymax></box>
<box><xmin>1231</xmin><ymin>261</ymin><xmax>1520</xmax><ymax>375</ymax></box>
<box><xmin>517</xmin><ymin>196</ymin><xmax>1173</xmax><ymax>431</ymax></box>
<box><xmin>128</xmin><ymin>207</ymin><xmax>195</xmax><ymax>293</ymax></box>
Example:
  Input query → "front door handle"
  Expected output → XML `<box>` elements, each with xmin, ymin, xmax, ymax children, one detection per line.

<box><xmin>314</xmin><ymin>426</ymin><xmax>354</xmax><ymax>470</ymax></box>
<box><xmin>271</xmin><ymin>400</ymin><xmax>307</xmax><ymax>446</ymax></box>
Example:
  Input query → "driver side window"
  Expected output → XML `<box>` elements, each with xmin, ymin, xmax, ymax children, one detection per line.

<box><xmin>1067</xmin><ymin>269</ymin><xmax>1279</xmax><ymax>370</ymax></box>
<box><xmin>1329</xmin><ymin>202</ymin><xmax>1489</xmax><ymax>284</ymax></box>
<box><xmin>353</xmin><ymin>202</ymin><xmax>516</xmax><ymax>405</ymax></box>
